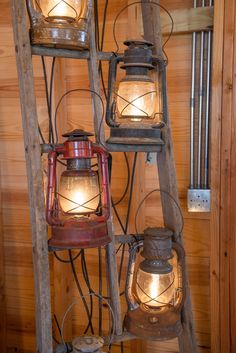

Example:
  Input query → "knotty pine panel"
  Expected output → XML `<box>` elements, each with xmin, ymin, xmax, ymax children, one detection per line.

<box><xmin>0</xmin><ymin>0</ymin><xmax>211</xmax><ymax>353</ymax></box>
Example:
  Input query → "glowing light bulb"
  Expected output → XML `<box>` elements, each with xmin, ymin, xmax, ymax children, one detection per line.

<box><xmin>116</xmin><ymin>80</ymin><xmax>158</xmax><ymax>121</ymax></box>
<box><xmin>136</xmin><ymin>267</ymin><xmax>175</xmax><ymax>308</ymax></box>
<box><xmin>40</xmin><ymin>0</ymin><xmax>81</xmax><ymax>20</ymax></box>
<box><xmin>59</xmin><ymin>170</ymin><xmax>100</xmax><ymax>214</ymax></box>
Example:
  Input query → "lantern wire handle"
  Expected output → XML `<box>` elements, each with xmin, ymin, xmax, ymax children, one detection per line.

<box><xmin>60</xmin><ymin>293</ymin><xmax>115</xmax><ymax>348</ymax></box>
<box><xmin>134</xmin><ymin>188</ymin><xmax>184</xmax><ymax>236</ymax></box>
<box><xmin>53</xmin><ymin>88</ymin><xmax>107</xmax><ymax>150</ymax></box>
<box><xmin>112</xmin><ymin>1</ymin><xmax>174</xmax><ymax>57</ymax></box>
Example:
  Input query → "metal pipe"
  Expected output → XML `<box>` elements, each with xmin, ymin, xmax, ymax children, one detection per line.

<box><xmin>203</xmin><ymin>0</ymin><xmax>213</xmax><ymax>188</ymax></box>
<box><xmin>190</xmin><ymin>0</ymin><xmax>198</xmax><ymax>188</ymax></box>
<box><xmin>197</xmin><ymin>0</ymin><xmax>205</xmax><ymax>188</ymax></box>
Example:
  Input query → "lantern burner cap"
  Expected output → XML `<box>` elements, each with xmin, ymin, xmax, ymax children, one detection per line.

<box><xmin>144</xmin><ymin>227</ymin><xmax>173</xmax><ymax>240</ymax></box>
<box><xmin>124</xmin><ymin>39</ymin><xmax>153</xmax><ymax>48</ymax></box>
<box><xmin>62</xmin><ymin>129</ymin><xmax>94</xmax><ymax>141</ymax></box>
<box><xmin>72</xmin><ymin>335</ymin><xmax>104</xmax><ymax>353</ymax></box>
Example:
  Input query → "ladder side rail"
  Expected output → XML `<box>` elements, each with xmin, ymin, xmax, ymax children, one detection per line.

<box><xmin>87</xmin><ymin>12</ymin><xmax>123</xmax><ymax>336</ymax></box>
<box><xmin>141</xmin><ymin>1</ymin><xmax>198</xmax><ymax>353</ymax></box>
<box><xmin>10</xmin><ymin>1</ymin><xmax>53</xmax><ymax>352</ymax></box>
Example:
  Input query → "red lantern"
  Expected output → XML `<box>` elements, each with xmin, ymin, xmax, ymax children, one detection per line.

<box><xmin>46</xmin><ymin>130</ymin><xmax>111</xmax><ymax>249</ymax></box>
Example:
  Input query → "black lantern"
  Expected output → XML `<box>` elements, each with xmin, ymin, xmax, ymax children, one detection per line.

<box><xmin>106</xmin><ymin>40</ymin><xmax>167</xmax><ymax>151</ymax></box>
<box><xmin>26</xmin><ymin>0</ymin><xmax>92</xmax><ymax>49</ymax></box>
<box><xmin>124</xmin><ymin>227</ymin><xmax>185</xmax><ymax>340</ymax></box>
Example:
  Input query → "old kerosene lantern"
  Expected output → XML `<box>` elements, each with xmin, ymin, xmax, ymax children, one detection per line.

<box><xmin>106</xmin><ymin>40</ymin><xmax>167</xmax><ymax>150</ymax></box>
<box><xmin>125</xmin><ymin>227</ymin><xmax>185</xmax><ymax>340</ymax></box>
<box><xmin>46</xmin><ymin>129</ymin><xmax>111</xmax><ymax>249</ymax></box>
<box><xmin>72</xmin><ymin>335</ymin><xmax>105</xmax><ymax>353</ymax></box>
<box><xmin>26</xmin><ymin>0</ymin><xmax>91</xmax><ymax>49</ymax></box>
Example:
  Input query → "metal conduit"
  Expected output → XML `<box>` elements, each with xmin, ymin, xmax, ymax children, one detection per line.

<box><xmin>188</xmin><ymin>0</ymin><xmax>213</xmax><ymax>212</ymax></box>
<box><xmin>203</xmin><ymin>0</ymin><xmax>213</xmax><ymax>188</ymax></box>
<box><xmin>190</xmin><ymin>0</ymin><xmax>197</xmax><ymax>189</ymax></box>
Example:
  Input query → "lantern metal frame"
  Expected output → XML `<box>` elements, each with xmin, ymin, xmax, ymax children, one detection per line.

<box><xmin>46</xmin><ymin>129</ymin><xmax>111</xmax><ymax>250</ymax></box>
<box><xmin>26</xmin><ymin>0</ymin><xmax>92</xmax><ymax>49</ymax></box>
<box><xmin>124</xmin><ymin>227</ymin><xmax>186</xmax><ymax>341</ymax></box>
<box><xmin>105</xmin><ymin>40</ymin><xmax>168</xmax><ymax>151</ymax></box>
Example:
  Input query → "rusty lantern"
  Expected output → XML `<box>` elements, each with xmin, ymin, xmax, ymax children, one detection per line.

<box><xmin>105</xmin><ymin>40</ymin><xmax>167</xmax><ymax>149</ymax></box>
<box><xmin>26</xmin><ymin>0</ymin><xmax>92</xmax><ymax>49</ymax></box>
<box><xmin>124</xmin><ymin>227</ymin><xmax>185</xmax><ymax>340</ymax></box>
<box><xmin>46</xmin><ymin>129</ymin><xmax>111</xmax><ymax>249</ymax></box>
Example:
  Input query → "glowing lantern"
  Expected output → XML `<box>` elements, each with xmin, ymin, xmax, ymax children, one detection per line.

<box><xmin>46</xmin><ymin>130</ymin><xmax>111</xmax><ymax>249</ymax></box>
<box><xmin>26</xmin><ymin>0</ymin><xmax>91</xmax><ymax>49</ymax></box>
<box><xmin>125</xmin><ymin>227</ymin><xmax>185</xmax><ymax>340</ymax></box>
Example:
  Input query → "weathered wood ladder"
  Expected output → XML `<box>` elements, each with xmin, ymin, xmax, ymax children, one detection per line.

<box><xmin>11</xmin><ymin>0</ymin><xmax>198</xmax><ymax>352</ymax></box>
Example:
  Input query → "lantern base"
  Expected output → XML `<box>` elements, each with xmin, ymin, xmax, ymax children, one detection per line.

<box><xmin>48</xmin><ymin>218</ymin><xmax>110</xmax><ymax>250</ymax></box>
<box><xmin>106</xmin><ymin>127</ymin><xmax>164</xmax><ymax>152</ymax></box>
<box><xmin>30</xmin><ymin>19</ymin><xmax>89</xmax><ymax>50</ymax></box>
<box><xmin>124</xmin><ymin>306</ymin><xmax>182</xmax><ymax>341</ymax></box>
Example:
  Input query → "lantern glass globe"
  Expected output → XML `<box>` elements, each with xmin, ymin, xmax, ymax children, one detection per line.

<box><xmin>59</xmin><ymin>170</ymin><xmax>99</xmax><ymax>215</ymax></box>
<box><xmin>136</xmin><ymin>267</ymin><xmax>175</xmax><ymax>308</ymax></box>
<box><xmin>39</xmin><ymin>0</ymin><xmax>82</xmax><ymax>21</ymax></box>
<box><xmin>116</xmin><ymin>80</ymin><xmax>158</xmax><ymax>122</ymax></box>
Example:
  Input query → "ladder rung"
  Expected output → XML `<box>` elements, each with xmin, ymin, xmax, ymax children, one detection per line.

<box><xmin>31</xmin><ymin>45</ymin><xmax>113</xmax><ymax>61</ymax></box>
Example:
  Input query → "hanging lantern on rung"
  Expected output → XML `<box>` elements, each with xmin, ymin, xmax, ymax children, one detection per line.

<box><xmin>26</xmin><ymin>0</ymin><xmax>92</xmax><ymax>49</ymax></box>
<box><xmin>46</xmin><ymin>129</ymin><xmax>111</xmax><ymax>249</ymax></box>
<box><xmin>106</xmin><ymin>40</ymin><xmax>167</xmax><ymax>150</ymax></box>
<box><xmin>124</xmin><ymin>227</ymin><xmax>185</xmax><ymax>340</ymax></box>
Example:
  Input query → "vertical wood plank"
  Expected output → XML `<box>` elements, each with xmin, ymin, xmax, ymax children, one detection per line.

<box><xmin>230</xmin><ymin>6</ymin><xmax>236</xmax><ymax>351</ymax></box>
<box><xmin>52</xmin><ymin>58</ymin><xmax>73</xmax><ymax>342</ymax></box>
<box><xmin>87</xmin><ymin>9</ymin><xmax>123</xmax><ymax>336</ymax></box>
<box><xmin>10</xmin><ymin>1</ymin><xmax>53</xmax><ymax>352</ymax></box>
<box><xmin>218</xmin><ymin>1</ymin><xmax>236</xmax><ymax>353</ymax></box>
<box><xmin>0</xmin><ymin>164</ymin><xmax>6</xmax><ymax>352</ymax></box>
<box><xmin>141</xmin><ymin>1</ymin><xmax>198</xmax><ymax>353</ymax></box>
<box><xmin>210</xmin><ymin>0</ymin><xmax>224</xmax><ymax>352</ymax></box>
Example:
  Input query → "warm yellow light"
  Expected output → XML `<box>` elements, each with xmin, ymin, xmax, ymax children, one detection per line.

<box><xmin>39</xmin><ymin>0</ymin><xmax>82</xmax><ymax>20</ymax></box>
<box><xmin>136</xmin><ymin>268</ymin><xmax>175</xmax><ymax>308</ymax></box>
<box><xmin>59</xmin><ymin>170</ymin><xmax>100</xmax><ymax>214</ymax></box>
<box><xmin>116</xmin><ymin>80</ymin><xmax>157</xmax><ymax>121</ymax></box>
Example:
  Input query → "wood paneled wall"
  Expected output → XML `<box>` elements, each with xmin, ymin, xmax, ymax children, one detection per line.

<box><xmin>0</xmin><ymin>0</ymin><xmax>232</xmax><ymax>352</ymax></box>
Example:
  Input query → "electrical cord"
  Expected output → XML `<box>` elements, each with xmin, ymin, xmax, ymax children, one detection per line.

<box><xmin>113</xmin><ymin>153</ymin><xmax>130</xmax><ymax>206</ymax></box>
<box><xmin>68</xmin><ymin>250</ymin><xmax>94</xmax><ymax>334</ymax></box>
<box><xmin>49</xmin><ymin>57</ymin><xmax>56</xmax><ymax>143</ymax></box>
<box><xmin>98</xmin><ymin>247</ymin><xmax>103</xmax><ymax>336</ymax></box>
<box><xmin>54</xmin><ymin>314</ymin><xmax>70</xmax><ymax>352</ymax></box>
<box><xmin>41</xmin><ymin>56</ymin><xmax>56</xmax><ymax>143</ymax></box>
<box><xmin>118</xmin><ymin>153</ymin><xmax>137</xmax><ymax>285</ymax></box>
<box><xmin>81</xmin><ymin>250</ymin><xmax>94</xmax><ymax>335</ymax></box>
<box><xmin>53</xmin><ymin>250</ymin><xmax>82</xmax><ymax>264</ymax></box>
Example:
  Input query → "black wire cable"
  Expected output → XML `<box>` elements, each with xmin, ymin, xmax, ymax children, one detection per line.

<box><xmin>68</xmin><ymin>250</ymin><xmax>94</xmax><ymax>334</ymax></box>
<box><xmin>49</xmin><ymin>57</ymin><xmax>56</xmax><ymax>143</ymax></box>
<box><xmin>118</xmin><ymin>153</ymin><xmax>137</xmax><ymax>285</ymax></box>
<box><xmin>53</xmin><ymin>250</ymin><xmax>82</xmax><ymax>264</ymax></box>
<box><xmin>98</xmin><ymin>247</ymin><xmax>103</xmax><ymax>336</ymax></box>
<box><xmin>80</xmin><ymin>250</ymin><xmax>94</xmax><ymax>335</ymax></box>
<box><xmin>111</xmin><ymin>198</ymin><xmax>126</xmax><ymax>234</ymax></box>
<box><xmin>113</xmin><ymin>153</ymin><xmax>130</xmax><ymax>206</ymax></box>
<box><xmin>54</xmin><ymin>314</ymin><xmax>70</xmax><ymax>352</ymax></box>
<box><xmin>41</xmin><ymin>56</ymin><xmax>51</xmax><ymax>117</ymax></box>
<box><xmin>38</xmin><ymin>125</ymin><xmax>46</xmax><ymax>144</ymax></box>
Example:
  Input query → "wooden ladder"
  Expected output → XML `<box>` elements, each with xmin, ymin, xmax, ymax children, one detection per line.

<box><xmin>11</xmin><ymin>0</ymin><xmax>198</xmax><ymax>352</ymax></box>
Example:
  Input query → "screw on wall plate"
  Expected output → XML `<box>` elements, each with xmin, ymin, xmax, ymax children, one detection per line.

<box><xmin>187</xmin><ymin>189</ymin><xmax>211</xmax><ymax>212</ymax></box>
